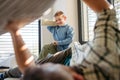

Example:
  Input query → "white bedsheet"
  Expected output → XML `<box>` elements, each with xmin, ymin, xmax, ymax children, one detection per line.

<box><xmin>0</xmin><ymin>55</ymin><xmax>17</xmax><ymax>68</ymax></box>
<box><xmin>70</xmin><ymin>42</ymin><xmax>89</xmax><ymax>65</ymax></box>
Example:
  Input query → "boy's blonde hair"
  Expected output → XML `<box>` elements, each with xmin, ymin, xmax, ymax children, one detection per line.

<box><xmin>54</xmin><ymin>11</ymin><xmax>64</xmax><ymax>17</ymax></box>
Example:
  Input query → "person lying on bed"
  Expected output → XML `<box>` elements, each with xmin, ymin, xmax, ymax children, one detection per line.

<box><xmin>1</xmin><ymin>0</ymin><xmax>120</xmax><ymax>80</ymax></box>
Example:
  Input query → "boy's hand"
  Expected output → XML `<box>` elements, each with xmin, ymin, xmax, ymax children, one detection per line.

<box><xmin>53</xmin><ymin>41</ymin><xmax>58</xmax><ymax>45</ymax></box>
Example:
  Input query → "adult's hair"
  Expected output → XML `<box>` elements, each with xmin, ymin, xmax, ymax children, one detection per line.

<box><xmin>22</xmin><ymin>63</ymin><xmax>74</xmax><ymax>80</ymax></box>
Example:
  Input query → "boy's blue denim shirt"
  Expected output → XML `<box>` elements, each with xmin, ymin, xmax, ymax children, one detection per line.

<box><xmin>47</xmin><ymin>24</ymin><xmax>74</xmax><ymax>51</ymax></box>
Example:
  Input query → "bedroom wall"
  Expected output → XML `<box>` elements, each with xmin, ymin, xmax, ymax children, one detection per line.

<box><xmin>41</xmin><ymin>0</ymin><xmax>79</xmax><ymax>48</ymax></box>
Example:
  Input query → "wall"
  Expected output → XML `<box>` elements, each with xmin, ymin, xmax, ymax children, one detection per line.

<box><xmin>41</xmin><ymin>0</ymin><xmax>78</xmax><ymax>47</ymax></box>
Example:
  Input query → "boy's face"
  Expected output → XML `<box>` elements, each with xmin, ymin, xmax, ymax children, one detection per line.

<box><xmin>55</xmin><ymin>15</ymin><xmax>66</xmax><ymax>26</ymax></box>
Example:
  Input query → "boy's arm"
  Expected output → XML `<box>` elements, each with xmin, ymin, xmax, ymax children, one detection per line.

<box><xmin>41</xmin><ymin>19</ymin><xmax>57</xmax><ymax>33</ymax></box>
<box><xmin>5</xmin><ymin>21</ymin><xmax>36</xmax><ymax>74</ymax></box>
<box><xmin>57</xmin><ymin>27</ymin><xmax>74</xmax><ymax>45</ymax></box>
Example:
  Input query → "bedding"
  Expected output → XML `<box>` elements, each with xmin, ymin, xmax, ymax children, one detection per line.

<box><xmin>70</xmin><ymin>42</ymin><xmax>89</xmax><ymax>65</ymax></box>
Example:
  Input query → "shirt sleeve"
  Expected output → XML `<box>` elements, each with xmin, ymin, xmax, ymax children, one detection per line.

<box><xmin>77</xmin><ymin>8</ymin><xmax>119</xmax><ymax>80</ymax></box>
<box><xmin>57</xmin><ymin>26</ymin><xmax>74</xmax><ymax>45</ymax></box>
<box><xmin>47</xmin><ymin>26</ymin><xmax>55</xmax><ymax>33</ymax></box>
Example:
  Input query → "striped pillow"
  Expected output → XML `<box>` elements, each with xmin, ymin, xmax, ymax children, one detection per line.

<box><xmin>36</xmin><ymin>47</ymin><xmax>72</xmax><ymax>65</ymax></box>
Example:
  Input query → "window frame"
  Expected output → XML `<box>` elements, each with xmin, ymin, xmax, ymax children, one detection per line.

<box><xmin>77</xmin><ymin>0</ymin><xmax>114</xmax><ymax>44</ymax></box>
<box><xmin>77</xmin><ymin>0</ymin><xmax>87</xmax><ymax>44</ymax></box>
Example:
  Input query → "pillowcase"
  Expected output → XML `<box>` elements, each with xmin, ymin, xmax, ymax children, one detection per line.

<box><xmin>36</xmin><ymin>47</ymin><xmax>72</xmax><ymax>65</ymax></box>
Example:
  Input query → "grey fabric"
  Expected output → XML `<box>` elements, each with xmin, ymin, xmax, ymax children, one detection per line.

<box><xmin>37</xmin><ymin>47</ymin><xmax>72</xmax><ymax>64</ymax></box>
<box><xmin>3</xmin><ymin>67</ymin><xmax>21</xmax><ymax>78</ymax></box>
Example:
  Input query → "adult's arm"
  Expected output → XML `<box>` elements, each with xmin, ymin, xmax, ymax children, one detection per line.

<box><xmin>83</xmin><ymin>0</ymin><xmax>112</xmax><ymax>13</ymax></box>
<box><xmin>79</xmin><ymin>0</ymin><xmax>118</xmax><ymax>80</ymax></box>
<box><xmin>5</xmin><ymin>21</ymin><xmax>36</xmax><ymax>74</ymax></box>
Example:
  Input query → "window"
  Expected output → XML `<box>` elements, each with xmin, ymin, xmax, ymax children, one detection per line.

<box><xmin>77</xmin><ymin>1</ymin><xmax>96</xmax><ymax>42</ymax></box>
<box><xmin>114</xmin><ymin>0</ymin><xmax>120</xmax><ymax>28</ymax></box>
<box><xmin>78</xmin><ymin>0</ymin><xmax>120</xmax><ymax>43</ymax></box>
<box><xmin>87</xmin><ymin>7</ymin><xmax>97</xmax><ymax>41</ymax></box>
<box><xmin>0</xmin><ymin>20</ymin><xmax>39</xmax><ymax>65</ymax></box>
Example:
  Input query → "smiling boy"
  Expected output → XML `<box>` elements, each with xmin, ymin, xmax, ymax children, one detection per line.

<box><xmin>39</xmin><ymin>11</ymin><xmax>74</xmax><ymax>59</ymax></box>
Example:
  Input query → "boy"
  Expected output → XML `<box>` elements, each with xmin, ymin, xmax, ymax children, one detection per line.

<box><xmin>39</xmin><ymin>11</ymin><xmax>74</xmax><ymax>59</ymax></box>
